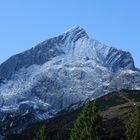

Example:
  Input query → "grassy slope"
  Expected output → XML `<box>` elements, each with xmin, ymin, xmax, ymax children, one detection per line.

<box><xmin>5</xmin><ymin>90</ymin><xmax>140</xmax><ymax>140</ymax></box>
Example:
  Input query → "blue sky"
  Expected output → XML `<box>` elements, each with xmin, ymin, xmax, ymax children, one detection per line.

<box><xmin>0</xmin><ymin>0</ymin><xmax>140</xmax><ymax>68</ymax></box>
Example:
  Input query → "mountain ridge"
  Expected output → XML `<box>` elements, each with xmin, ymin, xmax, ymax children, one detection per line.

<box><xmin>0</xmin><ymin>26</ymin><xmax>137</xmax><ymax>80</ymax></box>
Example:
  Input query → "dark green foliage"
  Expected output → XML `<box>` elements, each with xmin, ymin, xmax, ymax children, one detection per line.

<box><xmin>4</xmin><ymin>133</ymin><xmax>22</xmax><ymax>140</ymax></box>
<box><xmin>125</xmin><ymin>104</ymin><xmax>140</xmax><ymax>140</ymax></box>
<box><xmin>38</xmin><ymin>124</ymin><xmax>47</xmax><ymax>140</ymax></box>
<box><xmin>69</xmin><ymin>101</ymin><xmax>102</xmax><ymax>140</ymax></box>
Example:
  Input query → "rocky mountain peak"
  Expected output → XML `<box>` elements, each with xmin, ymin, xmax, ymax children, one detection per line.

<box><xmin>0</xmin><ymin>26</ymin><xmax>137</xmax><ymax>80</ymax></box>
<box><xmin>0</xmin><ymin>26</ymin><xmax>140</xmax><ymax>136</ymax></box>
<box><xmin>64</xmin><ymin>25</ymin><xmax>89</xmax><ymax>38</ymax></box>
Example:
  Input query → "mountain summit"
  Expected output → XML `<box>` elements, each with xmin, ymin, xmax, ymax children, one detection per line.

<box><xmin>0</xmin><ymin>26</ymin><xmax>140</xmax><ymax>134</ymax></box>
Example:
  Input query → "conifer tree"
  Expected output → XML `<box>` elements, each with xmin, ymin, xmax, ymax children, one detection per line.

<box><xmin>38</xmin><ymin>124</ymin><xmax>47</xmax><ymax>140</ymax></box>
<box><xmin>126</xmin><ymin>104</ymin><xmax>140</xmax><ymax>140</ymax></box>
<box><xmin>70</xmin><ymin>101</ymin><xmax>102</xmax><ymax>140</ymax></box>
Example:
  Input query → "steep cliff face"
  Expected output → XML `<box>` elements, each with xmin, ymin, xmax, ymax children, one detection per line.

<box><xmin>0</xmin><ymin>26</ymin><xmax>140</xmax><ymax>135</ymax></box>
<box><xmin>0</xmin><ymin>26</ymin><xmax>135</xmax><ymax>80</ymax></box>
<box><xmin>0</xmin><ymin>40</ymin><xmax>65</xmax><ymax>80</ymax></box>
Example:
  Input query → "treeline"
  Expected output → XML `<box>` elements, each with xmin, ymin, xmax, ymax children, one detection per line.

<box><xmin>38</xmin><ymin>101</ymin><xmax>140</xmax><ymax>140</ymax></box>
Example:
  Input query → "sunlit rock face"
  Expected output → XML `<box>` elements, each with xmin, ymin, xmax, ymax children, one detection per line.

<box><xmin>0</xmin><ymin>26</ymin><xmax>140</xmax><ymax>134</ymax></box>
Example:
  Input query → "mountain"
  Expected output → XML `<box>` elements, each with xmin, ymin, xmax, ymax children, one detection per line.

<box><xmin>0</xmin><ymin>26</ymin><xmax>140</xmax><ymax>136</ymax></box>
<box><xmin>5</xmin><ymin>90</ymin><xmax>140</xmax><ymax>140</ymax></box>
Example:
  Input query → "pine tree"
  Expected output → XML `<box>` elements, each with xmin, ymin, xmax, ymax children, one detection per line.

<box><xmin>126</xmin><ymin>104</ymin><xmax>140</xmax><ymax>140</ymax></box>
<box><xmin>38</xmin><ymin>124</ymin><xmax>47</xmax><ymax>140</ymax></box>
<box><xmin>69</xmin><ymin>101</ymin><xmax>102</xmax><ymax>140</ymax></box>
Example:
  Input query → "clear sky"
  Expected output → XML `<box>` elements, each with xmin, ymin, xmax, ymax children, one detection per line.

<box><xmin>0</xmin><ymin>0</ymin><xmax>140</xmax><ymax>68</ymax></box>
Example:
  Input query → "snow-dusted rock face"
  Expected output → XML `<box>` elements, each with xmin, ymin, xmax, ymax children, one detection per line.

<box><xmin>0</xmin><ymin>26</ymin><xmax>140</xmax><ymax>134</ymax></box>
